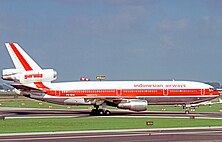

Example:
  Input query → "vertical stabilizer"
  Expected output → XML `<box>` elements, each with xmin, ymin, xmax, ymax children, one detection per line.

<box><xmin>5</xmin><ymin>43</ymin><xmax>42</xmax><ymax>71</ymax></box>
<box><xmin>3</xmin><ymin>43</ymin><xmax>56</xmax><ymax>84</ymax></box>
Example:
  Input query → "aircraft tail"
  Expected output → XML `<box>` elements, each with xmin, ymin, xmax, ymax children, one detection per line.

<box><xmin>2</xmin><ymin>43</ymin><xmax>57</xmax><ymax>84</ymax></box>
<box><xmin>5</xmin><ymin>43</ymin><xmax>42</xmax><ymax>71</ymax></box>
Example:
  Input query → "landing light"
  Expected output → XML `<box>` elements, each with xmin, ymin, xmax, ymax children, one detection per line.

<box><xmin>146</xmin><ymin>121</ymin><xmax>154</xmax><ymax>126</ymax></box>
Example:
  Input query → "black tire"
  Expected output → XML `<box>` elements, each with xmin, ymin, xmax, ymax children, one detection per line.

<box><xmin>98</xmin><ymin>109</ymin><xmax>105</xmax><ymax>115</ymax></box>
<box><xmin>90</xmin><ymin>109</ymin><xmax>97</xmax><ymax>116</ymax></box>
<box><xmin>185</xmin><ymin>110</ymin><xmax>190</xmax><ymax>114</ymax></box>
<box><xmin>104</xmin><ymin>110</ymin><xmax>111</xmax><ymax>115</ymax></box>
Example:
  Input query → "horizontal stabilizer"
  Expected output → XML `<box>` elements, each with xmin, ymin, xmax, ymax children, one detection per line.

<box><xmin>11</xmin><ymin>84</ymin><xmax>45</xmax><ymax>93</ymax></box>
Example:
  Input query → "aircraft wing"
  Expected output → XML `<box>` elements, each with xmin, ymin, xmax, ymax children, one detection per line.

<box><xmin>83</xmin><ymin>96</ymin><xmax>137</xmax><ymax>106</ymax></box>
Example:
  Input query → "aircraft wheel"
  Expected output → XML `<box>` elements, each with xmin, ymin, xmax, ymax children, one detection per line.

<box><xmin>90</xmin><ymin>109</ymin><xmax>110</xmax><ymax>116</ymax></box>
<box><xmin>104</xmin><ymin>110</ymin><xmax>111</xmax><ymax>115</ymax></box>
<box><xmin>98</xmin><ymin>109</ymin><xmax>104</xmax><ymax>115</ymax></box>
<box><xmin>90</xmin><ymin>109</ymin><xmax>97</xmax><ymax>116</ymax></box>
<box><xmin>185</xmin><ymin>110</ymin><xmax>190</xmax><ymax>114</ymax></box>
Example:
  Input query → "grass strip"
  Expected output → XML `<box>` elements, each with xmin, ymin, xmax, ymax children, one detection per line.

<box><xmin>0</xmin><ymin>117</ymin><xmax>222</xmax><ymax>133</ymax></box>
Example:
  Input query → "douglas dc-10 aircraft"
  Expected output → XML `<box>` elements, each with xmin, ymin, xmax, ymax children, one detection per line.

<box><xmin>2</xmin><ymin>43</ymin><xmax>220</xmax><ymax>115</ymax></box>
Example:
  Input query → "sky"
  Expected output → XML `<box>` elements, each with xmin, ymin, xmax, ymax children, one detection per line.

<box><xmin>0</xmin><ymin>0</ymin><xmax>222</xmax><ymax>83</ymax></box>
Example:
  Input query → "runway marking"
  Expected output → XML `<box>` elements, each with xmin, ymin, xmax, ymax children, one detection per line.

<box><xmin>1</xmin><ymin>127</ymin><xmax>222</xmax><ymax>136</ymax></box>
<box><xmin>0</xmin><ymin>133</ymin><xmax>159</xmax><ymax>141</ymax></box>
<box><xmin>6</xmin><ymin>116</ymin><xmax>79</xmax><ymax>119</ymax></box>
<box><xmin>4</xmin><ymin>115</ymin><xmax>222</xmax><ymax>120</ymax></box>
<box><xmin>150</xmin><ymin>130</ymin><xmax>222</xmax><ymax>136</ymax></box>
<box><xmin>102</xmin><ymin>116</ymin><xmax>222</xmax><ymax>119</ymax></box>
<box><xmin>0</xmin><ymin>130</ymin><xmax>221</xmax><ymax>141</ymax></box>
<box><xmin>198</xmin><ymin>132</ymin><xmax>222</xmax><ymax>136</ymax></box>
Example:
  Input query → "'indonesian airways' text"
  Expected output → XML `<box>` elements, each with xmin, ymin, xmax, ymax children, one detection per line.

<box><xmin>134</xmin><ymin>84</ymin><xmax>186</xmax><ymax>88</ymax></box>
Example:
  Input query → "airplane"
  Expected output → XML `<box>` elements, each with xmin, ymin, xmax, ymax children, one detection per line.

<box><xmin>2</xmin><ymin>43</ymin><xmax>220</xmax><ymax>115</ymax></box>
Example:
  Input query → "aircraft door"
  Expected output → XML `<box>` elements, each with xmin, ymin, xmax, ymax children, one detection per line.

<box><xmin>55</xmin><ymin>90</ymin><xmax>60</xmax><ymax>96</ymax></box>
<box><xmin>163</xmin><ymin>89</ymin><xmax>168</xmax><ymax>96</ymax></box>
<box><xmin>201</xmin><ymin>89</ymin><xmax>205</xmax><ymax>95</ymax></box>
<box><xmin>116</xmin><ymin>89</ymin><xmax>122</xmax><ymax>96</ymax></box>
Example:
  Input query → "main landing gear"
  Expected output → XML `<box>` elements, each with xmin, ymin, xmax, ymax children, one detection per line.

<box><xmin>185</xmin><ymin>109</ymin><xmax>190</xmax><ymax>114</ymax></box>
<box><xmin>90</xmin><ymin>104</ymin><xmax>111</xmax><ymax>116</ymax></box>
<box><xmin>183</xmin><ymin>104</ymin><xmax>196</xmax><ymax>114</ymax></box>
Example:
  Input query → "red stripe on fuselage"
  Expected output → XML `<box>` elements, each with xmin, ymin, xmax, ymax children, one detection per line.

<box><xmin>34</xmin><ymin>82</ymin><xmax>50</xmax><ymax>90</ymax></box>
<box><xmin>9</xmin><ymin>43</ymin><xmax>33</xmax><ymax>71</ymax></box>
<box><xmin>46</xmin><ymin>89</ymin><xmax>219</xmax><ymax>97</ymax></box>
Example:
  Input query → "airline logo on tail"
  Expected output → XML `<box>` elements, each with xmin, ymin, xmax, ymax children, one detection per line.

<box><xmin>24</xmin><ymin>73</ymin><xmax>43</xmax><ymax>79</ymax></box>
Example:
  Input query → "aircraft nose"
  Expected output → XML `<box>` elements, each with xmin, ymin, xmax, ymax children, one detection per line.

<box><xmin>213</xmin><ymin>90</ymin><xmax>220</xmax><ymax>96</ymax></box>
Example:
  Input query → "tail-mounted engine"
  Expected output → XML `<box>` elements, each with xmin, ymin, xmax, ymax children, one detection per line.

<box><xmin>2</xmin><ymin>69</ymin><xmax>57</xmax><ymax>83</ymax></box>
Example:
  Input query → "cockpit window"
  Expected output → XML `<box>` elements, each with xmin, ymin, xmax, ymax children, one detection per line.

<box><xmin>209</xmin><ymin>88</ymin><xmax>214</xmax><ymax>92</ymax></box>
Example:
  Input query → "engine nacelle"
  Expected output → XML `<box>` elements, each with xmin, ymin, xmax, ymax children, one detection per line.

<box><xmin>2</xmin><ymin>69</ymin><xmax>57</xmax><ymax>83</ymax></box>
<box><xmin>118</xmin><ymin>99</ymin><xmax>147</xmax><ymax>111</ymax></box>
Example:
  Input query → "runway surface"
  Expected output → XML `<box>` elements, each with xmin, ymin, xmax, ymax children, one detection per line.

<box><xmin>0</xmin><ymin>108</ymin><xmax>222</xmax><ymax>119</ymax></box>
<box><xmin>0</xmin><ymin>127</ymin><xmax>222</xmax><ymax>142</ymax></box>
